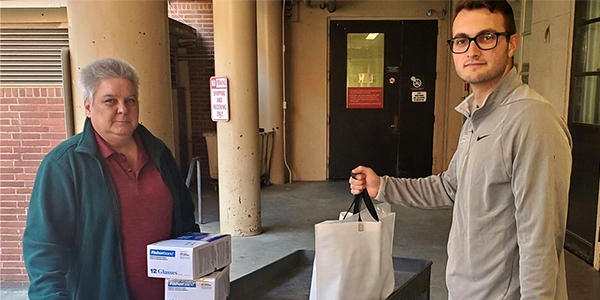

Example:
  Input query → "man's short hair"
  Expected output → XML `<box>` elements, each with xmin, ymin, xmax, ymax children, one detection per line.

<box><xmin>455</xmin><ymin>0</ymin><xmax>517</xmax><ymax>35</ymax></box>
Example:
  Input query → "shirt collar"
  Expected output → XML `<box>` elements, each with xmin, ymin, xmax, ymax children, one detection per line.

<box><xmin>455</xmin><ymin>67</ymin><xmax>521</xmax><ymax>119</ymax></box>
<box><xmin>93</xmin><ymin>130</ymin><xmax>148</xmax><ymax>166</ymax></box>
<box><xmin>93</xmin><ymin>130</ymin><xmax>116</xmax><ymax>159</ymax></box>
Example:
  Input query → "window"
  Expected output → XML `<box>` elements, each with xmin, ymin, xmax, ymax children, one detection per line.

<box><xmin>510</xmin><ymin>0</ymin><xmax>533</xmax><ymax>84</ymax></box>
<box><xmin>569</xmin><ymin>0</ymin><xmax>600</xmax><ymax>125</ymax></box>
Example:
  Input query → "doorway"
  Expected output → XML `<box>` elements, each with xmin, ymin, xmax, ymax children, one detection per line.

<box><xmin>329</xmin><ymin>20</ymin><xmax>438</xmax><ymax>179</ymax></box>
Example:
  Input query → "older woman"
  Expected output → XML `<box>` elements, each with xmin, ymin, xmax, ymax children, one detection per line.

<box><xmin>23</xmin><ymin>58</ymin><xmax>198</xmax><ymax>300</ymax></box>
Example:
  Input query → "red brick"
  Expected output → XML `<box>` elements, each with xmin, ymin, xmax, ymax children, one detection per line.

<box><xmin>26</xmin><ymin>88</ymin><xmax>33</xmax><ymax>97</ymax></box>
<box><xmin>0</xmin><ymin>268</ymin><xmax>24</xmax><ymax>275</ymax></box>
<box><xmin>0</xmin><ymin>174</ymin><xmax>15</xmax><ymax>180</ymax></box>
<box><xmin>0</xmin><ymin>168</ymin><xmax>23</xmax><ymax>174</ymax></box>
<box><xmin>0</xmin><ymin>126</ymin><xmax>20</xmax><ymax>132</ymax></box>
<box><xmin>1</xmin><ymin>241</ymin><xmax>22</xmax><ymax>248</ymax></box>
<box><xmin>40</xmin><ymin>89</ymin><xmax>47</xmax><ymax>96</ymax></box>
<box><xmin>0</xmin><ymin>274</ymin><xmax>28</xmax><ymax>282</ymax></box>
<box><xmin>0</xmin><ymin>228</ymin><xmax>22</xmax><ymax>235</ymax></box>
<box><xmin>2</xmin><ymin>261</ymin><xmax>25</xmax><ymax>268</ymax></box>
<box><xmin>1</xmin><ymin>248</ymin><xmax>24</xmax><ymax>255</ymax></box>
<box><xmin>1</xmin><ymin>140</ymin><xmax>20</xmax><ymax>146</ymax></box>
<box><xmin>48</xmin><ymin>125</ymin><xmax>66</xmax><ymax>133</ymax></box>
<box><xmin>41</xmin><ymin>133</ymin><xmax>66</xmax><ymax>140</ymax></box>
<box><xmin>39</xmin><ymin>119</ymin><xmax>64</xmax><ymax>126</ymax></box>
<box><xmin>23</xmin><ymin>167</ymin><xmax>38</xmax><ymax>174</ymax></box>
<box><xmin>0</xmin><ymin>147</ymin><xmax>14</xmax><ymax>153</ymax></box>
<box><xmin>15</xmin><ymin>174</ymin><xmax>35</xmax><ymax>181</ymax></box>
<box><xmin>0</xmin><ymin>196</ymin><xmax>22</xmax><ymax>202</ymax></box>
<box><xmin>20</xmin><ymin>126</ymin><xmax>49</xmax><ymax>133</ymax></box>
<box><xmin>1</xmin><ymin>208</ymin><xmax>26</xmax><ymax>215</ymax></box>
<box><xmin>0</xmin><ymin>160</ymin><xmax>14</xmax><ymax>167</ymax></box>
<box><xmin>55</xmin><ymin>89</ymin><xmax>62</xmax><ymax>97</ymax></box>
<box><xmin>21</xmin><ymin>154</ymin><xmax>45</xmax><ymax>161</ymax></box>
<box><xmin>48</xmin><ymin>112</ymin><xmax>65</xmax><ymax>118</ymax></box>
<box><xmin>47</xmin><ymin>98</ymin><xmax>64</xmax><ymax>104</ymax></box>
<box><xmin>24</xmin><ymin>181</ymin><xmax>34</xmax><ymax>188</ymax></box>
<box><xmin>13</xmin><ymin>147</ymin><xmax>41</xmax><ymax>154</ymax></box>
<box><xmin>0</xmin><ymin>181</ymin><xmax>24</xmax><ymax>188</ymax></box>
<box><xmin>33</xmin><ymin>88</ymin><xmax>40</xmax><ymax>97</ymax></box>
<box><xmin>0</xmin><ymin>98</ymin><xmax>18</xmax><ymax>104</ymax></box>
<box><xmin>17</xmin><ymin>98</ymin><xmax>46</xmax><ymax>105</ymax></box>
<box><xmin>19</xmin><ymin>112</ymin><xmax>48</xmax><ymax>119</ymax></box>
<box><xmin>17</xmin><ymin>201</ymin><xmax>30</xmax><ymax>208</ymax></box>
<box><xmin>15</xmin><ymin>188</ymin><xmax>32</xmax><ymax>195</ymax></box>
<box><xmin>0</xmin><ymin>221</ymin><xmax>26</xmax><ymax>228</ymax></box>
<box><xmin>0</xmin><ymin>112</ymin><xmax>19</xmax><ymax>118</ymax></box>
<box><xmin>39</xmin><ymin>105</ymin><xmax>64</xmax><ymax>112</ymax></box>
<box><xmin>12</xmin><ymin>133</ymin><xmax>41</xmax><ymax>140</ymax></box>
<box><xmin>21</xmin><ymin>140</ymin><xmax>50</xmax><ymax>147</ymax></box>
<box><xmin>14</xmin><ymin>160</ymin><xmax>40</xmax><ymax>168</ymax></box>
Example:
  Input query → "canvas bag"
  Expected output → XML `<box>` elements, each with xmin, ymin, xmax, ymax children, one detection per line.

<box><xmin>309</xmin><ymin>190</ymin><xmax>396</xmax><ymax>300</ymax></box>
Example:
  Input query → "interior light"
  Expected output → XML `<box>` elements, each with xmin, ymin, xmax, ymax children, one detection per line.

<box><xmin>366</xmin><ymin>33</ymin><xmax>379</xmax><ymax>40</ymax></box>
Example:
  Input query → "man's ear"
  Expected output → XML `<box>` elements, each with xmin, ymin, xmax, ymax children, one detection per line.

<box><xmin>84</xmin><ymin>100</ymin><xmax>92</xmax><ymax>118</ymax></box>
<box><xmin>507</xmin><ymin>34</ymin><xmax>520</xmax><ymax>58</ymax></box>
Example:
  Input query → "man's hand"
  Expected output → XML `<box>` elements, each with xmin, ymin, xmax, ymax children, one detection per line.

<box><xmin>349</xmin><ymin>166</ymin><xmax>380</xmax><ymax>198</ymax></box>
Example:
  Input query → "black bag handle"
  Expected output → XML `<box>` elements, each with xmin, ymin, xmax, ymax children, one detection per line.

<box><xmin>343</xmin><ymin>189</ymin><xmax>379</xmax><ymax>222</ymax></box>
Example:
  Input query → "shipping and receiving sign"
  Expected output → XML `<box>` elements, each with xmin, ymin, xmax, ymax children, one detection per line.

<box><xmin>210</xmin><ymin>76</ymin><xmax>229</xmax><ymax>121</ymax></box>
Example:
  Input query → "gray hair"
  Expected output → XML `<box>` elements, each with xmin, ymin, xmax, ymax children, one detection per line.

<box><xmin>78</xmin><ymin>57</ymin><xmax>140</xmax><ymax>103</ymax></box>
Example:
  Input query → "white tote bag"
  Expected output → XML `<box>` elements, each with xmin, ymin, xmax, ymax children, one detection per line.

<box><xmin>310</xmin><ymin>191</ymin><xmax>395</xmax><ymax>300</ymax></box>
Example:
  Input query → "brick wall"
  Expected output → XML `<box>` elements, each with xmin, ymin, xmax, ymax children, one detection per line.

<box><xmin>0</xmin><ymin>87</ymin><xmax>67</xmax><ymax>282</ymax></box>
<box><xmin>168</xmin><ymin>0</ymin><xmax>216</xmax><ymax>185</ymax></box>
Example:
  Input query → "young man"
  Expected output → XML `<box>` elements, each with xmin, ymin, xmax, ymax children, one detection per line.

<box><xmin>350</xmin><ymin>1</ymin><xmax>572</xmax><ymax>299</ymax></box>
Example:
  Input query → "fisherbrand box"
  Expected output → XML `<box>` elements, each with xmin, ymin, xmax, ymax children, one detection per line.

<box><xmin>165</xmin><ymin>266</ymin><xmax>230</xmax><ymax>300</ymax></box>
<box><xmin>147</xmin><ymin>233</ymin><xmax>231</xmax><ymax>280</ymax></box>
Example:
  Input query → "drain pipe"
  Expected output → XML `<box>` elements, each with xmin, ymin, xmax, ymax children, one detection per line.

<box><xmin>282</xmin><ymin>0</ymin><xmax>293</xmax><ymax>183</ymax></box>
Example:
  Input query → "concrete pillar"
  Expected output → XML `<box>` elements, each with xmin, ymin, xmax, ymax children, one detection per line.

<box><xmin>66</xmin><ymin>0</ymin><xmax>175</xmax><ymax>151</ymax></box>
<box><xmin>213</xmin><ymin>0</ymin><xmax>261</xmax><ymax>236</ymax></box>
<box><xmin>257</xmin><ymin>0</ymin><xmax>285</xmax><ymax>185</ymax></box>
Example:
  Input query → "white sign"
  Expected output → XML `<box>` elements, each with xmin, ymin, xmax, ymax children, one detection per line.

<box><xmin>210</xmin><ymin>76</ymin><xmax>229</xmax><ymax>121</ymax></box>
<box><xmin>411</xmin><ymin>91</ymin><xmax>427</xmax><ymax>102</ymax></box>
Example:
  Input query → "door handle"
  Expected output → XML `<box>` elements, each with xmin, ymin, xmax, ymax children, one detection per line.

<box><xmin>390</xmin><ymin>115</ymin><xmax>399</xmax><ymax>129</ymax></box>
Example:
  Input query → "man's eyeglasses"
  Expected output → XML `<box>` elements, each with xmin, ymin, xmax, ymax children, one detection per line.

<box><xmin>447</xmin><ymin>32</ymin><xmax>512</xmax><ymax>54</ymax></box>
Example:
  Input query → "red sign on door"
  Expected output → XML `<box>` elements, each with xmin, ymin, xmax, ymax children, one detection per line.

<box><xmin>347</xmin><ymin>87</ymin><xmax>384</xmax><ymax>109</ymax></box>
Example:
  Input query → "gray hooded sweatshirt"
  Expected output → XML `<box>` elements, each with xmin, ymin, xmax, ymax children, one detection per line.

<box><xmin>376</xmin><ymin>68</ymin><xmax>572</xmax><ymax>300</ymax></box>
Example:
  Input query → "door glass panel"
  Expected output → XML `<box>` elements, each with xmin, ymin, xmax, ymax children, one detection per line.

<box><xmin>346</xmin><ymin>33</ymin><xmax>384</xmax><ymax>109</ymax></box>
<box><xmin>571</xmin><ymin>75</ymin><xmax>600</xmax><ymax>125</ymax></box>
<box><xmin>576</xmin><ymin>0</ymin><xmax>600</xmax><ymax>22</ymax></box>
<box><xmin>521</xmin><ymin>34</ymin><xmax>531</xmax><ymax>73</ymax></box>
<box><xmin>575</xmin><ymin>22</ymin><xmax>600</xmax><ymax>73</ymax></box>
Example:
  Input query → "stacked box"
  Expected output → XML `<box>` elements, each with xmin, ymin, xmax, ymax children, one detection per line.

<box><xmin>147</xmin><ymin>233</ymin><xmax>231</xmax><ymax>280</ymax></box>
<box><xmin>165</xmin><ymin>266</ymin><xmax>230</xmax><ymax>300</ymax></box>
<box><xmin>147</xmin><ymin>233</ymin><xmax>232</xmax><ymax>299</ymax></box>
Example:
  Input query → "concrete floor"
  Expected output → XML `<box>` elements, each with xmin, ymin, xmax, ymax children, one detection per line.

<box><xmin>2</xmin><ymin>181</ymin><xmax>599</xmax><ymax>299</ymax></box>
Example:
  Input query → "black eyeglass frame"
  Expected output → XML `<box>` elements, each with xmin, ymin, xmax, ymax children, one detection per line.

<box><xmin>447</xmin><ymin>32</ymin><xmax>513</xmax><ymax>54</ymax></box>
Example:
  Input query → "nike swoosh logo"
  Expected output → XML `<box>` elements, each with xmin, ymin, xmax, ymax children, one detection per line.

<box><xmin>476</xmin><ymin>134</ymin><xmax>490</xmax><ymax>141</ymax></box>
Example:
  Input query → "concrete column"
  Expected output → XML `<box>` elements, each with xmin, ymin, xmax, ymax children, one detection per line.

<box><xmin>213</xmin><ymin>0</ymin><xmax>261</xmax><ymax>236</ymax></box>
<box><xmin>257</xmin><ymin>0</ymin><xmax>285</xmax><ymax>185</ymax></box>
<box><xmin>66</xmin><ymin>0</ymin><xmax>175</xmax><ymax>151</ymax></box>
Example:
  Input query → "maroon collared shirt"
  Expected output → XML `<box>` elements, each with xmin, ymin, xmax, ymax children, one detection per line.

<box><xmin>94</xmin><ymin>130</ymin><xmax>172</xmax><ymax>300</ymax></box>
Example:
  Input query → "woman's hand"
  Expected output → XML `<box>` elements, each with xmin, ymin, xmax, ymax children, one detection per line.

<box><xmin>349</xmin><ymin>166</ymin><xmax>380</xmax><ymax>198</ymax></box>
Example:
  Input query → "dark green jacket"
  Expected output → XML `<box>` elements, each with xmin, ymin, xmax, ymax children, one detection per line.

<box><xmin>23</xmin><ymin>118</ymin><xmax>199</xmax><ymax>300</ymax></box>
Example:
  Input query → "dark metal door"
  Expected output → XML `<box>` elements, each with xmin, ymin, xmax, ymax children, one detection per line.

<box><xmin>329</xmin><ymin>20</ymin><xmax>437</xmax><ymax>179</ymax></box>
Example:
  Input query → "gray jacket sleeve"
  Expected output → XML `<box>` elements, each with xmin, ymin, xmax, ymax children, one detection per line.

<box><xmin>506</xmin><ymin>103</ymin><xmax>571</xmax><ymax>300</ymax></box>
<box><xmin>374</xmin><ymin>152</ymin><xmax>458</xmax><ymax>209</ymax></box>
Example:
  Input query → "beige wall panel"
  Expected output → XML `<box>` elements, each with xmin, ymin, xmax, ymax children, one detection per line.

<box><xmin>0</xmin><ymin>7</ymin><xmax>67</xmax><ymax>24</ymax></box>
<box><xmin>67</xmin><ymin>0</ymin><xmax>174</xmax><ymax>150</ymax></box>
<box><xmin>287</xmin><ymin>0</ymin><xmax>457</xmax><ymax>180</ymax></box>
<box><xmin>529</xmin><ymin>0</ymin><xmax>573</xmax><ymax>118</ymax></box>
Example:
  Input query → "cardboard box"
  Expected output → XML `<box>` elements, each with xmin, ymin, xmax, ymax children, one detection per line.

<box><xmin>148</xmin><ymin>233</ymin><xmax>231</xmax><ymax>280</ymax></box>
<box><xmin>165</xmin><ymin>266</ymin><xmax>230</xmax><ymax>300</ymax></box>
